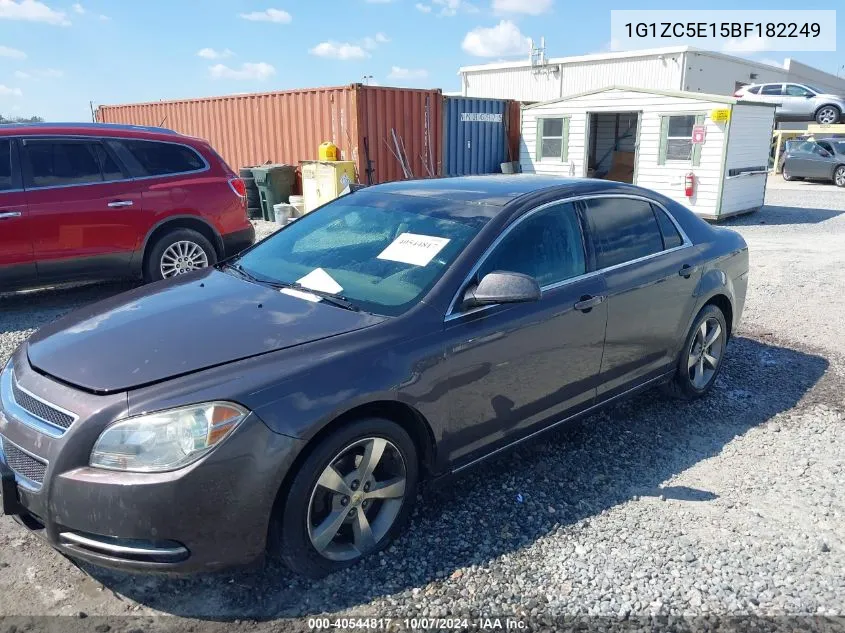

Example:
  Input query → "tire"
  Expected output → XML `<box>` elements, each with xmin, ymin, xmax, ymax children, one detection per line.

<box><xmin>143</xmin><ymin>228</ymin><xmax>217</xmax><ymax>283</ymax></box>
<box><xmin>834</xmin><ymin>165</ymin><xmax>845</xmax><ymax>188</ymax></box>
<box><xmin>270</xmin><ymin>418</ymin><xmax>419</xmax><ymax>578</ymax></box>
<box><xmin>247</xmin><ymin>206</ymin><xmax>263</xmax><ymax>219</ymax></box>
<box><xmin>239</xmin><ymin>167</ymin><xmax>255</xmax><ymax>179</ymax></box>
<box><xmin>662</xmin><ymin>304</ymin><xmax>728</xmax><ymax>401</ymax></box>
<box><xmin>782</xmin><ymin>166</ymin><xmax>795</xmax><ymax>181</ymax></box>
<box><xmin>815</xmin><ymin>105</ymin><xmax>841</xmax><ymax>125</ymax></box>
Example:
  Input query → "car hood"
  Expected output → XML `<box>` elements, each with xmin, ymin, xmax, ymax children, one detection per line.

<box><xmin>26</xmin><ymin>269</ymin><xmax>386</xmax><ymax>393</ymax></box>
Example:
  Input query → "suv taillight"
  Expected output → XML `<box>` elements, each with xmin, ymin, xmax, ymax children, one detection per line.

<box><xmin>228</xmin><ymin>178</ymin><xmax>246</xmax><ymax>198</ymax></box>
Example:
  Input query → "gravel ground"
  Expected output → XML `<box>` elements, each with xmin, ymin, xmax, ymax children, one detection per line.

<box><xmin>0</xmin><ymin>189</ymin><xmax>843</xmax><ymax>627</ymax></box>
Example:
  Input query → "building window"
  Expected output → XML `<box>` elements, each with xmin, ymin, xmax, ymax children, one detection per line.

<box><xmin>666</xmin><ymin>115</ymin><xmax>696</xmax><ymax>161</ymax></box>
<box><xmin>536</xmin><ymin>117</ymin><xmax>568</xmax><ymax>161</ymax></box>
<box><xmin>659</xmin><ymin>113</ymin><xmax>704</xmax><ymax>165</ymax></box>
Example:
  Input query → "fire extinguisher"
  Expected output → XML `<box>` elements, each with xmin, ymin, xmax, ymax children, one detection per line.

<box><xmin>684</xmin><ymin>172</ymin><xmax>695</xmax><ymax>198</ymax></box>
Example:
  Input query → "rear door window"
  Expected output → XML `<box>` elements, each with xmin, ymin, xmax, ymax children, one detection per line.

<box><xmin>23</xmin><ymin>139</ymin><xmax>106</xmax><ymax>188</ymax></box>
<box><xmin>110</xmin><ymin>140</ymin><xmax>205</xmax><ymax>177</ymax></box>
<box><xmin>582</xmin><ymin>197</ymin><xmax>665</xmax><ymax>269</ymax></box>
<box><xmin>761</xmin><ymin>84</ymin><xmax>784</xmax><ymax>96</ymax></box>
<box><xmin>478</xmin><ymin>202</ymin><xmax>586</xmax><ymax>287</ymax></box>
<box><xmin>0</xmin><ymin>139</ymin><xmax>13</xmax><ymax>191</ymax></box>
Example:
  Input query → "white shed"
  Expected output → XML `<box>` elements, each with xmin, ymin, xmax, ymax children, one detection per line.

<box><xmin>519</xmin><ymin>86</ymin><xmax>777</xmax><ymax>220</ymax></box>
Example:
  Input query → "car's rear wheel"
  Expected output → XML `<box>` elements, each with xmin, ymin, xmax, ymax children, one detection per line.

<box><xmin>271</xmin><ymin>418</ymin><xmax>418</xmax><ymax>578</ymax></box>
<box><xmin>782</xmin><ymin>166</ymin><xmax>797</xmax><ymax>181</ymax></box>
<box><xmin>834</xmin><ymin>165</ymin><xmax>845</xmax><ymax>188</ymax></box>
<box><xmin>144</xmin><ymin>228</ymin><xmax>217</xmax><ymax>283</ymax></box>
<box><xmin>663</xmin><ymin>304</ymin><xmax>727</xmax><ymax>400</ymax></box>
<box><xmin>815</xmin><ymin>105</ymin><xmax>840</xmax><ymax>125</ymax></box>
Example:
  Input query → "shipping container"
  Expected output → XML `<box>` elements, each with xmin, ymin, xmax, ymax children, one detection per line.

<box><xmin>441</xmin><ymin>96</ymin><xmax>520</xmax><ymax>176</ymax></box>
<box><xmin>97</xmin><ymin>84</ymin><xmax>442</xmax><ymax>185</ymax></box>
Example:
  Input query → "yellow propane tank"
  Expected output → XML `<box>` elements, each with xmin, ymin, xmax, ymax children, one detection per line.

<box><xmin>318</xmin><ymin>141</ymin><xmax>338</xmax><ymax>161</ymax></box>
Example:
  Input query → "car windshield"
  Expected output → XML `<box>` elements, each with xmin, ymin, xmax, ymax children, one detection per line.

<box><xmin>231</xmin><ymin>190</ymin><xmax>491</xmax><ymax>316</ymax></box>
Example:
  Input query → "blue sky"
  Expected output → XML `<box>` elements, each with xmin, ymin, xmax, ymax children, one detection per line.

<box><xmin>0</xmin><ymin>0</ymin><xmax>842</xmax><ymax>121</ymax></box>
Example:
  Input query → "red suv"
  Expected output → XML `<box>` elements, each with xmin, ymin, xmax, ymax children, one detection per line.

<box><xmin>0</xmin><ymin>123</ymin><xmax>255</xmax><ymax>291</ymax></box>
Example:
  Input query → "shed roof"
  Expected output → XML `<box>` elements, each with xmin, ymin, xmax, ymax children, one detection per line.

<box><xmin>522</xmin><ymin>85</ymin><xmax>777</xmax><ymax>109</ymax></box>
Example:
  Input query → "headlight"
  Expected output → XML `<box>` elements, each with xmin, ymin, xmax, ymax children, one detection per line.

<box><xmin>90</xmin><ymin>402</ymin><xmax>249</xmax><ymax>472</ymax></box>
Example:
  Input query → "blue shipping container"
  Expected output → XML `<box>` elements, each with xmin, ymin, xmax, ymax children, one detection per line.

<box><xmin>442</xmin><ymin>97</ymin><xmax>511</xmax><ymax>177</ymax></box>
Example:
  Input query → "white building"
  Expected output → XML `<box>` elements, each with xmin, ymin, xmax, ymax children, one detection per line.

<box><xmin>520</xmin><ymin>86</ymin><xmax>776</xmax><ymax>220</ymax></box>
<box><xmin>459</xmin><ymin>46</ymin><xmax>845</xmax><ymax>103</ymax></box>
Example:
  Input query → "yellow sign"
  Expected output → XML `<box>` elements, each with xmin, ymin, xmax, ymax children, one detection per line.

<box><xmin>710</xmin><ymin>108</ymin><xmax>731</xmax><ymax>123</ymax></box>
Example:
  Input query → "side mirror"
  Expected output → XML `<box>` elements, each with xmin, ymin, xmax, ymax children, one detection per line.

<box><xmin>463</xmin><ymin>271</ymin><xmax>541</xmax><ymax>309</ymax></box>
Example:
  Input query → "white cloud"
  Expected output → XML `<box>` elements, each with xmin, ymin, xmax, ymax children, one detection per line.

<box><xmin>0</xmin><ymin>44</ymin><xmax>26</xmax><ymax>58</ymax></box>
<box><xmin>310</xmin><ymin>41</ymin><xmax>369</xmax><ymax>60</ymax></box>
<box><xmin>492</xmin><ymin>0</ymin><xmax>552</xmax><ymax>15</ymax></box>
<box><xmin>365</xmin><ymin>0</ymin><xmax>394</xmax><ymax>3</ymax></box>
<box><xmin>71</xmin><ymin>2</ymin><xmax>83</xmax><ymax>13</ymax></box>
<box><xmin>0</xmin><ymin>0</ymin><xmax>69</xmax><ymax>25</ymax></box>
<box><xmin>198</xmin><ymin>47</ymin><xmax>234</xmax><ymax>60</ymax></box>
<box><xmin>415</xmin><ymin>2</ymin><xmax>432</xmax><ymax>11</ymax></box>
<box><xmin>97</xmin><ymin>13</ymin><xmax>108</xmax><ymax>20</ymax></box>
<box><xmin>722</xmin><ymin>36</ymin><xmax>769</xmax><ymax>53</ymax></box>
<box><xmin>388</xmin><ymin>66</ymin><xmax>429</xmax><ymax>80</ymax></box>
<box><xmin>362</xmin><ymin>32</ymin><xmax>390</xmax><ymax>50</ymax></box>
<box><xmin>0</xmin><ymin>85</ymin><xmax>23</xmax><ymax>97</ymax></box>
<box><xmin>239</xmin><ymin>8</ymin><xmax>292</xmax><ymax>23</ymax></box>
<box><xmin>209</xmin><ymin>62</ymin><xmax>276</xmax><ymax>81</ymax></box>
<box><xmin>438</xmin><ymin>0</ymin><xmax>478</xmax><ymax>16</ymax></box>
<box><xmin>14</xmin><ymin>68</ymin><xmax>63</xmax><ymax>79</ymax></box>
<box><xmin>462</xmin><ymin>20</ymin><xmax>530</xmax><ymax>57</ymax></box>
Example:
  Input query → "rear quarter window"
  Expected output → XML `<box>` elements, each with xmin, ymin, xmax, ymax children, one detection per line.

<box><xmin>110</xmin><ymin>139</ymin><xmax>205</xmax><ymax>177</ymax></box>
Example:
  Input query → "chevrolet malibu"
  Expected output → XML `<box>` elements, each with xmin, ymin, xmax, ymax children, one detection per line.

<box><xmin>0</xmin><ymin>176</ymin><xmax>748</xmax><ymax>578</ymax></box>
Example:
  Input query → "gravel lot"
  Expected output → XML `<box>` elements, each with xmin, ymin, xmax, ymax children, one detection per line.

<box><xmin>0</xmin><ymin>186</ymin><xmax>843</xmax><ymax>627</ymax></box>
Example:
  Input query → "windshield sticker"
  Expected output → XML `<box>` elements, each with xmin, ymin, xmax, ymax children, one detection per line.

<box><xmin>377</xmin><ymin>233</ymin><xmax>451</xmax><ymax>267</ymax></box>
<box><xmin>280</xmin><ymin>288</ymin><xmax>322</xmax><ymax>302</ymax></box>
<box><xmin>297</xmin><ymin>268</ymin><xmax>343</xmax><ymax>294</ymax></box>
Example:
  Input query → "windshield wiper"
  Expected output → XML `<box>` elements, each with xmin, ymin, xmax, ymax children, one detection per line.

<box><xmin>223</xmin><ymin>263</ymin><xmax>360</xmax><ymax>312</ymax></box>
<box><xmin>272</xmin><ymin>281</ymin><xmax>361</xmax><ymax>312</ymax></box>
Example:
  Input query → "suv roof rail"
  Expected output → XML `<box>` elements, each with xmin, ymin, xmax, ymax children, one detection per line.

<box><xmin>0</xmin><ymin>122</ymin><xmax>180</xmax><ymax>135</ymax></box>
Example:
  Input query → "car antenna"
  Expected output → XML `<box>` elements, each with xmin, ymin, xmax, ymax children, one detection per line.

<box><xmin>158</xmin><ymin>115</ymin><xmax>168</xmax><ymax>127</ymax></box>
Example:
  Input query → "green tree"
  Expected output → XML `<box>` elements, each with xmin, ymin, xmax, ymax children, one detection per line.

<box><xmin>0</xmin><ymin>114</ymin><xmax>45</xmax><ymax>124</ymax></box>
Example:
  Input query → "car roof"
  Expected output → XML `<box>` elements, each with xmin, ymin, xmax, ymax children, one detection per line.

<box><xmin>0</xmin><ymin>122</ymin><xmax>184</xmax><ymax>140</ymax></box>
<box><xmin>369</xmin><ymin>175</ymin><xmax>651</xmax><ymax>208</ymax></box>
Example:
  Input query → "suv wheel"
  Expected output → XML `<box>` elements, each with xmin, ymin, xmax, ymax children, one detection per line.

<box><xmin>144</xmin><ymin>228</ymin><xmax>217</xmax><ymax>283</ymax></box>
<box><xmin>815</xmin><ymin>105</ymin><xmax>840</xmax><ymax>125</ymax></box>
<box><xmin>662</xmin><ymin>304</ymin><xmax>728</xmax><ymax>400</ymax></box>
<box><xmin>270</xmin><ymin>418</ymin><xmax>418</xmax><ymax>578</ymax></box>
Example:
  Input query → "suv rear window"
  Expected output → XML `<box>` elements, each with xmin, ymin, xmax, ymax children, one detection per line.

<box><xmin>110</xmin><ymin>139</ymin><xmax>205</xmax><ymax>177</ymax></box>
<box><xmin>582</xmin><ymin>197</ymin><xmax>665</xmax><ymax>269</ymax></box>
<box><xmin>0</xmin><ymin>140</ymin><xmax>12</xmax><ymax>191</ymax></box>
<box><xmin>746</xmin><ymin>85</ymin><xmax>761</xmax><ymax>94</ymax></box>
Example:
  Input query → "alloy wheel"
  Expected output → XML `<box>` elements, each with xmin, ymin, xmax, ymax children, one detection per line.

<box><xmin>160</xmin><ymin>241</ymin><xmax>209</xmax><ymax>278</ymax></box>
<box><xmin>307</xmin><ymin>437</ymin><xmax>407</xmax><ymax>561</ymax></box>
<box><xmin>817</xmin><ymin>106</ymin><xmax>838</xmax><ymax>125</ymax></box>
<box><xmin>687</xmin><ymin>317</ymin><xmax>724</xmax><ymax>390</ymax></box>
<box><xmin>835</xmin><ymin>166</ymin><xmax>845</xmax><ymax>187</ymax></box>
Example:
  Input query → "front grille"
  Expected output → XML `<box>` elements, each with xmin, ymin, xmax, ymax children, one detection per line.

<box><xmin>11</xmin><ymin>374</ymin><xmax>75</xmax><ymax>430</ymax></box>
<box><xmin>1</xmin><ymin>437</ymin><xmax>47</xmax><ymax>485</ymax></box>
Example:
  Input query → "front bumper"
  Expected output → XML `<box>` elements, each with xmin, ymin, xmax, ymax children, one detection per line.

<box><xmin>222</xmin><ymin>225</ymin><xmax>256</xmax><ymax>258</ymax></box>
<box><xmin>0</xmin><ymin>349</ymin><xmax>304</xmax><ymax>574</ymax></box>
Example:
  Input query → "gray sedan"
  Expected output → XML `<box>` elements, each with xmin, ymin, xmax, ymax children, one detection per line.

<box><xmin>782</xmin><ymin>139</ymin><xmax>845</xmax><ymax>187</ymax></box>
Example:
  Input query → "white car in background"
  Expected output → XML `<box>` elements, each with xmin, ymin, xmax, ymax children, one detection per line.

<box><xmin>735</xmin><ymin>83</ymin><xmax>845</xmax><ymax>125</ymax></box>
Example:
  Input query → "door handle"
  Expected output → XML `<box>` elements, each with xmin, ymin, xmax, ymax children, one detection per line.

<box><xmin>678</xmin><ymin>264</ymin><xmax>696</xmax><ymax>279</ymax></box>
<box><xmin>0</xmin><ymin>211</ymin><xmax>22</xmax><ymax>220</ymax></box>
<box><xmin>574</xmin><ymin>294</ymin><xmax>605</xmax><ymax>312</ymax></box>
<box><xmin>107</xmin><ymin>200</ymin><xmax>134</xmax><ymax>208</ymax></box>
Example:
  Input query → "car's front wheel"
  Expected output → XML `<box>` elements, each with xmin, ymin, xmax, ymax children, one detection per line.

<box><xmin>834</xmin><ymin>165</ymin><xmax>845</xmax><ymax>188</ymax></box>
<box><xmin>782</xmin><ymin>166</ymin><xmax>798</xmax><ymax>181</ymax></box>
<box><xmin>144</xmin><ymin>229</ymin><xmax>217</xmax><ymax>283</ymax></box>
<box><xmin>271</xmin><ymin>418</ymin><xmax>418</xmax><ymax>578</ymax></box>
<box><xmin>815</xmin><ymin>105</ymin><xmax>841</xmax><ymax>125</ymax></box>
<box><xmin>663</xmin><ymin>304</ymin><xmax>728</xmax><ymax>400</ymax></box>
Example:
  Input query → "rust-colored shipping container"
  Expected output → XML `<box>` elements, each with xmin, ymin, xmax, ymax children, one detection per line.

<box><xmin>97</xmin><ymin>84</ymin><xmax>442</xmax><ymax>185</ymax></box>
